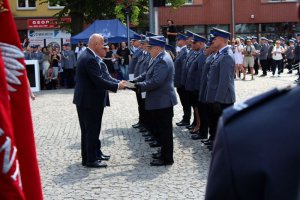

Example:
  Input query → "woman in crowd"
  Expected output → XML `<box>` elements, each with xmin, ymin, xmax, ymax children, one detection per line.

<box><xmin>234</xmin><ymin>38</ymin><xmax>245</xmax><ymax>80</ymax></box>
<box><xmin>271</xmin><ymin>40</ymin><xmax>285</xmax><ymax>77</ymax></box>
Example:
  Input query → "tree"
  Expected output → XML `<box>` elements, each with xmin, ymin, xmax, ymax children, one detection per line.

<box><xmin>42</xmin><ymin>0</ymin><xmax>185</xmax><ymax>35</ymax></box>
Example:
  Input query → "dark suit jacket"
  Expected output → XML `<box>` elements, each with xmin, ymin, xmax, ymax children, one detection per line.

<box><xmin>73</xmin><ymin>48</ymin><xmax>119</xmax><ymax>109</ymax></box>
<box><xmin>205</xmin><ymin>86</ymin><xmax>300</xmax><ymax>200</ymax></box>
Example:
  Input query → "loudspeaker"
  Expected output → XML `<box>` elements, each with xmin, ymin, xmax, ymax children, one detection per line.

<box><xmin>153</xmin><ymin>0</ymin><xmax>166</xmax><ymax>7</ymax></box>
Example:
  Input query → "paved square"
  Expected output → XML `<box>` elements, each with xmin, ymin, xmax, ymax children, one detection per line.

<box><xmin>31</xmin><ymin>71</ymin><xmax>297</xmax><ymax>199</ymax></box>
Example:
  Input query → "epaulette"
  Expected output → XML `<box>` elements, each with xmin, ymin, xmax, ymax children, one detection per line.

<box><xmin>222</xmin><ymin>86</ymin><xmax>292</xmax><ymax>125</ymax></box>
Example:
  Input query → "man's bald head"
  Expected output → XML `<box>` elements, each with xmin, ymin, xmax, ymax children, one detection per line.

<box><xmin>88</xmin><ymin>34</ymin><xmax>106</xmax><ymax>58</ymax></box>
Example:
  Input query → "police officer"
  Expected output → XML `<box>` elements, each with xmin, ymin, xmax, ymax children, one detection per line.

<box><xmin>132</xmin><ymin>37</ymin><xmax>178</xmax><ymax>166</ymax></box>
<box><xmin>205</xmin><ymin>28</ymin><xmax>235</xmax><ymax>149</ymax></box>
<box><xmin>259</xmin><ymin>37</ymin><xmax>269</xmax><ymax>76</ymax></box>
<box><xmin>174</xmin><ymin>33</ymin><xmax>189</xmax><ymax>126</ymax></box>
<box><xmin>251</xmin><ymin>36</ymin><xmax>260</xmax><ymax>75</ymax></box>
<box><xmin>132</xmin><ymin>36</ymin><xmax>152</xmax><ymax>133</ymax></box>
<box><xmin>31</xmin><ymin>45</ymin><xmax>44</xmax><ymax>89</ymax></box>
<box><xmin>128</xmin><ymin>34</ymin><xmax>143</xmax><ymax>79</ymax></box>
<box><xmin>267</xmin><ymin>39</ymin><xmax>274</xmax><ymax>72</ymax></box>
<box><xmin>61</xmin><ymin>43</ymin><xmax>76</xmax><ymax>88</ymax></box>
<box><xmin>286</xmin><ymin>39</ymin><xmax>295</xmax><ymax>74</ymax></box>
<box><xmin>185</xmin><ymin>34</ymin><xmax>207</xmax><ymax>135</ymax></box>
<box><xmin>197</xmin><ymin>37</ymin><xmax>218</xmax><ymax>143</ymax></box>
<box><xmin>176</xmin><ymin>30</ymin><xmax>195</xmax><ymax>128</ymax></box>
<box><xmin>205</xmin><ymin>85</ymin><xmax>300</xmax><ymax>200</ymax></box>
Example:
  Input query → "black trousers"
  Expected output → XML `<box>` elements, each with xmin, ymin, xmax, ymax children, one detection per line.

<box><xmin>254</xmin><ymin>58</ymin><xmax>259</xmax><ymax>74</ymax></box>
<box><xmin>272</xmin><ymin>59</ymin><xmax>283</xmax><ymax>75</ymax></box>
<box><xmin>64</xmin><ymin>68</ymin><xmax>75</xmax><ymax>88</ymax></box>
<box><xmin>260</xmin><ymin>59</ymin><xmax>268</xmax><ymax>75</ymax></box>
<box><xmin>176</xmin><ymin>87</ymin><xmax>191</xmax><ymax>123</ymax></box>
<box><xmin>196</xmin><ymin>102</ymin><xmax>208</xmax><ymax>137</ymax></box>
<box><xmin>136</xmin><ymin>92</ymin><xmax>147</xmax><ymax>127</ymax></box>
<box><xmin>207</xmin><ymin>103</ymin><xmax>233</xmax><ymax>141</ymax></box>
<box><xmin>266</xmin><ymin>58</ymin><xmax>273</xmax><ymax>71</ymax></box>
<box><xmin>286</xmin><ymin>59</ymin><xmax>294</xmax><ymax>72</ymax></box>
<box><xmin>39</xmin><ymin>70</ymin><xmax>45</xmax><ymax>90</ymax></box>
<box><xmin>148</xmin><ymin>107</ymin><xmax>174</xmax><ymax>162</ymax></box>
<box><xmin>76</xmin><ymin>106</ymin><xmax>104</xmax><ymax>164</ymax></box>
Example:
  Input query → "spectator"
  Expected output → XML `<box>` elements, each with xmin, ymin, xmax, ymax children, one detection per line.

<box><xmin>166</xmin><ymin>19</ymin><xmax>177</xmax><ymax>55</ymax></box>
<box><xmin>116</xmin><ymin>42</ymin><xmax>131</xmax><ymax>80</ymax></box>
<box><xmin>74</xmin><ymin>41</ymin><xmax>86</xmax><ymax>60</ymax></box>
<box><xmin>103</xmin><ymin>45</ymin><xmax>117</xmax><ymax>78</ymax></box>
<box><xmin>234</xmin><ymin>38</ymin><xmax>245</xmax><ymax>80</ymax></box>
<box><xmin>50</xmin><ymin>49</ymin><xmax>60</xmax><ymax>88</ymax></box>
<box><xmin>271</xmin><ymin>40</ymin><xmax>285</xmax><ymax>77</ymax></box>
<box><xmin>44</xmin><ymin>67</ymin><xmax>57</xmax><ymax>90</ymax></box>
<box><xmin>267</xmin><ymin>39</ymin><xmax>274</xmax><ymax>72</ymax></box>
<box><xmin>242</xmin><ymin>39</ymin><xmax>256</xmax><ymax>80</ymax></box>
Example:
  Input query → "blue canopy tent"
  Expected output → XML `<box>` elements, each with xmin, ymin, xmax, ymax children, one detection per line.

<box><xmin>71</xmin><ymin>19</ymin><xmax>138</xmax><ymax>44</ymax></box>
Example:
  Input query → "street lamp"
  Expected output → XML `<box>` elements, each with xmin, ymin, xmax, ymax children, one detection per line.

<box><xmin>124</xmin><ymin>6</ymin><xmax>132</xmax><ymax>46</ymax></box>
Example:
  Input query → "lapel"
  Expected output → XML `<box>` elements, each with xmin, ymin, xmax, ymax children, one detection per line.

<box><xmin>147</xmin><ymin>51</ymin><xmax>164</xmax><ymax>72</ymax></box>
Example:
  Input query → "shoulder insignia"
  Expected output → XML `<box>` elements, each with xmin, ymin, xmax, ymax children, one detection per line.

<box><xmin>222</xmin><ymin>86</ymin><xmax>292</xmax><ymax>125</ymax></box>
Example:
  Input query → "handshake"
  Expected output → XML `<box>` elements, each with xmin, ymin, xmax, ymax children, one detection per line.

<box><xmin>118</xmin><ymin>80</ymin><xmax>139</xmax><ymax>91</ymax></box>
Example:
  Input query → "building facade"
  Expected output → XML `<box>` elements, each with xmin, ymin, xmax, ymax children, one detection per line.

<box><xmin>10</xmin><ymin>0</ymin><xmax>70</xmax><ymax>49</ymax></box>
<box><xmin>159</xmin><ymin>0</ymin><xmax>299</xmax><ymax>40</ymax></box>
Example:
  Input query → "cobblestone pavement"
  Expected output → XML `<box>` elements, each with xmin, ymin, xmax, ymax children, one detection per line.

<box><xmin>31</xmin><ymin>70</ymin><xmax>297</xmax><ymax>200</ymax></box>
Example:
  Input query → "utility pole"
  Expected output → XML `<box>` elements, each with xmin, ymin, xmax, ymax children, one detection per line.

<box><xmin>149</xmin><ymin>0</ymin><xmax>154</xmax><ymax>33</ymax></box>
<box><xmin>231</xmin><ymin>0</ymin><xmax>235</xmax><ymax>39</ymax></box>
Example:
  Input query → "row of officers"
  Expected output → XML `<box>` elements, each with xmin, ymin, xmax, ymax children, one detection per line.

<box><xmin>128</xmin><ymin>28</ymin><xmax>300</xmax><ymax>199</ymax></box>
<box><xmin>127</xmin><ymin>27</ymin><xmax>236</xmax><ymax>166</ymax></box>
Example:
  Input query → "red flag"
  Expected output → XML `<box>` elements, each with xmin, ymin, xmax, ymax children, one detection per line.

<box><xmin>0</xmin><ymin>51</ymin><xmax>25</xmax><ymax>199</ymax></box>
<box><xmin>0</xmin><ymin>1</ymin><xmax>43</xmax><ymax>199</ymax></box>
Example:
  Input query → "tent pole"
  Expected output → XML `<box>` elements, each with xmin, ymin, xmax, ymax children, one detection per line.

<box><xmin>126</xmin><ymin>11</ymin><xmax>130</xmax><ymax>46</ymax></box>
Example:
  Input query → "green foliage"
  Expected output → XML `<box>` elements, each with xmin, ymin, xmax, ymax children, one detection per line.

<box><xmin>41</xmin><ymin>0</ymin><xmax>185</xmax><ymax>33</ymax></box>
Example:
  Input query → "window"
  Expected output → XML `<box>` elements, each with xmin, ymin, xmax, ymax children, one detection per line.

<box><xmin>48</xmin><ymin>1</ymin><xmax>66</xmax><ymax>9</ymax></box>
<box><xmin>17</xmin><ymin>0</ymin><xmax>36</xmax><ymax>9</ymax></box>
<box><xmin>185</xmin><ymin>0</ymin><xmax>193</xmax><ymax>4</ymax></box>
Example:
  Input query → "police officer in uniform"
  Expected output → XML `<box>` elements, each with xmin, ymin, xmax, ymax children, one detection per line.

<box><xmin>132</xmin><ymin>37</ymin><xmax>178</xmax><ymax>166</ymax></box>
<box><xmin>259</xmin><ymin>37</ymin><xmax>269</xmax><ymax>77</ymax></box>
<box><xmin>174</xmin><ymin>33</ymin><xmax>189</xmax><ymax>126</ymax></box>
<box><xmin>205</xmin><ymin>85</ymin><xmax>300</xmax><ymax>200</ymax></box>
<box><xmin>185</xmin><ymin>34</ymin><xmax>207</xmax><ymax>135</ymax></box>
<box><xmin>197</xmin><ymin>37</ymin><xmax>218</xmax><ymax>143</ymax></box>
<box><xmin>133</xmin><ymin>36</ymin><xmax>152</xmax><ymax>135</ymax></box>
<box><xmin>251</xmin><ymin>36</ymin><xmax>260</xmax><ymax>75</ymax></box>
<box><xmin>205</xmin><ymin>28</ymin><xmax>235</xmax><ymax>149</ymax></box>
<box><xmin>61</xmin><ymin>43</ymin><xmax>76</xmax><ymax>88</ymax></box>
<box><xmin>176</xmin><ymin>30</ymin><xmax>196</xmax><ymax>127</ymax></box>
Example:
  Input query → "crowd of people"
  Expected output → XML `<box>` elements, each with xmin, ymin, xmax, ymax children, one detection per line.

<box><xmin>230</xmin><ymin>35</ymin><xmax>299</xmax><ymax>82</ymax></box>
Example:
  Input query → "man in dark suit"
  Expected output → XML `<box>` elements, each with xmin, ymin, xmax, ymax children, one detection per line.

<box><xmin>205</xmin><ymin>85</ymin><xmax>300</xmax><ymax>200</ymax></box>
<box><xmin>132</xmin><ymin>37</ymin><xmax>178</xmax><ymax>166</ymax></box>
<box><xmin>294</xmin><ymin>33</ymin><xmax>300</xmax><ymax>83</ymax></box>
<box><xmin>73</xmin><ymin>34</ymin><xmax>126</xmax><ymax>168</ymax></box>
<box><xmin>205</xmin><ymin>28</ymin><xmax>235</xmax><ymax>149</ymax></box>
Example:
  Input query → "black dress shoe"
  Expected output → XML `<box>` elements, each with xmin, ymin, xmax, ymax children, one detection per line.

<box><xmin>203</xmin><ymin>140</ymin><xmax>213</xmax><ymax>146</ymax></box>
<box><xmin>139</xmin><ymin>127</ymin><xmax>148</xmax><ymax>132</ymax></box>
<box><xmin>201</xmin><ymin>138</ymin><xmax>211</xmax><ymax>143</ymax></box>
<box><xmin>191</xmin><ymin>134</ymin><xmax>206</xmax><ymax>140</ymax></box>
<box><xmin>186</xmin><ymin>124</ymin><xmax>195</xmax><ymax>129</ymax></box>
<box><xmin>151</xmin><ymin>152</ymin><xmax>162</xmax><ymax>159</ymax></box>
<box><xmin>142</xmin><ymin>132</ymin><xmax>152</xmax><ymax>137</ymax></box>
<box><xmin>149</xmin><ymin>141</ymin><xmax>161</xmax><ymax>148</ymax></box>
<box><xmin>86</xmin><ymin>160</ymin><xmax>107</xmax><ymax>168</ymax></box>
<box><xmin>190</xmin><ymin>129</ymin><xmax>200</xmax><ymax>134</ymax></box>
<box><xmin>97</xmin><ymin>154</ymin><xmax>110</xmax><ymax>161</ymax></box>
<box><xmin>151</xmin><ymin>151</ymin><xmax>161</xmax><ymax>157</ymax></box>
<box><xmin>176</xmin><ymin>120</ymin><xmax>190</xmax><ymax>126</ymax></box>
<box><xmin>145</xmin><ymin>136</ymin><xmax>156</xmax><ymax>142</ymax></box>
<box><xmin>132</xmin><ymin>123</ymin><xmax>141</xmax><ymax>128</ymax></box>
<box><xmin>207</xmin><ymin>145</ymin><xmax>213</xmax><ymax>151</ymax></box>
<box><xmin>150</xmin><ymin>159</ymin><xmax>173</xmax><ymax>166</ymax></box>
